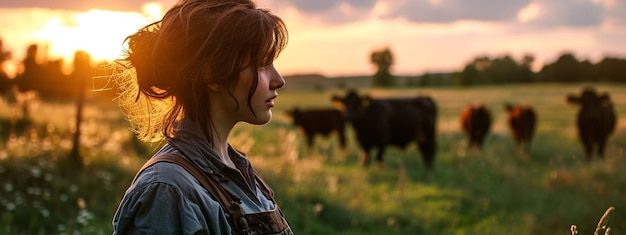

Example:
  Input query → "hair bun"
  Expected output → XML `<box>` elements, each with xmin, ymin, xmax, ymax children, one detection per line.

<box><xmin>126</xmin><ymin>23</ymin><xmax>170</xmax><ymax>97</ymax></box>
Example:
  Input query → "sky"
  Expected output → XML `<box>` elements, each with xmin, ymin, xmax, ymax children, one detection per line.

<box><xmin>0</xmin><ymin>0</ymin><xmax>625</xmax><ymax>77</ymax></box>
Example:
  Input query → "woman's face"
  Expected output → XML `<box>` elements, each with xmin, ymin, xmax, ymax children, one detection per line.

<box><xmin>229</xmin><ymin>63</ymin><xmax>285</xmax><ymax>125</ymax></box>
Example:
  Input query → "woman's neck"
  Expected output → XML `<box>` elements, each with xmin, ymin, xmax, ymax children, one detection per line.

<box><xmin>212</xmin><ymin>141</ymin><xmax>237</xmax><ymax>169</ymax></box>
<box><xmin>201</xmin><ymin>118</ymin><xmax>238</xmax><ymax>169</ymax></box>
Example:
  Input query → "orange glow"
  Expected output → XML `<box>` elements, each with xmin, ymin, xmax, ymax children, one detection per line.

<box><xmin>1</xmin><ymin>1</ymin><xmax>621</xmax><ymax>77</ymax></box>
<box><xmin>142</xmin><ymin>3</ymin><xmax>165</xmax><ymax>21</ymax></box>
<box><xmin>32</xmin><ymin>3</ymin><xmax>164</xmax><ymax>63</ymax></box>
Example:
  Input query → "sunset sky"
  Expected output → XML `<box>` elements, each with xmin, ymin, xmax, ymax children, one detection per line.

<box><xmin>0</xmin><ymin>0</ymin><xmax>625</xmax><ymax>77</ymax></box>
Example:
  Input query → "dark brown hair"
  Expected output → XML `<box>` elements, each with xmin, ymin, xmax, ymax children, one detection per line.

<box><xmin>121</xmin><ymin>0</ymin><xmax>288</xmax><ymax>142</ymax></box>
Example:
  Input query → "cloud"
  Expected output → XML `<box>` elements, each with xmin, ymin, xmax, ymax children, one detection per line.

<box><xmin>287</xmin><ymin>0</ymin><xmax>377</xmax><ymax>13</ymax></box>
<box><xmin>602</xmin><ymin>0</ymin><xmax>626</xmax><ymax>31</ymax></box>
<box><xmin>272</xmin><ymin>0</ymin><xmax>613</xmax><ymax>29</ymax></box>
<box><xmin>521</xmin><ymin>0</ymin><xmax>604</xmax><ymax>27</ymax></box>
<box><xmin>2</xmin><ymin>0</ymin><xmax>616</xmax><ymax>29</ymax></box>
<box><xmin>383</xmin><ymin>0</ymin><xmax>531</xmax><ymax>23</ymax></box>
<box><xmin>269</xmin><ymin>0</ymin><xmax>378</xmax><ymax>24</ymax></box>
<box><xmin>287</xmin><ymin>0</ymin><xmax>337</xmax><ymax>12</ymax></box>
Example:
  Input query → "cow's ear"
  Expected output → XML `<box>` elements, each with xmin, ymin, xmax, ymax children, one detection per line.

<box><xmin>331</xmin><ymin>95</ymin><xmax>344</xmax><ymax>108</ymax></box>
<box><xmin>362</xmin><ymin>95</ymin><xmax>372</xmax><ymax>107</ymax></box>
<box><xmin>600</xmin><ymin>93</ymin><xmax>612</xmax><ymax>103</ymax></box>
<box><xmin>331</xmin><ymin>95</ymin><xmax>342</xmax><ymax>102</ymax></box>
<box><xmin>332</xmin><ymin>99</ymin><xmax>344</xmax><ymax>110</ymax></box>
<box><xmin>566</xmin><ymin>94</ymin><xmax>580</xmax><ymax>104</ymax></box>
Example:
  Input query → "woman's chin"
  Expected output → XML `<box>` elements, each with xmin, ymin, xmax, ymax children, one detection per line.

<box><xmin>247</xmin><ymin>112</ymin><xmax>272</xmax><ymax>125</ymax></box>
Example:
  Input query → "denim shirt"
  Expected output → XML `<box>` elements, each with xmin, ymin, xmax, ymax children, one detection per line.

<box><xmin>113</xmin><ymin>119</ymin><xmax>278</xmax><ymax>234</ymax></box>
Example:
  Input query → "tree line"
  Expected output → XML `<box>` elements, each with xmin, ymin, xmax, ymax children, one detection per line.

<box><xmin>369</xmin><ymin>47</ymin><xmax>626</xmax><ymax>87</ymax></box>
<box><xmin>0</xmin><ymin>40</ymin><xmax>97</xmax><ymax>99</ymax></box>
<box><xmin>2</xmin><ymin>40</ymin><xmax>626</xmax><ymax>96</ymax></box>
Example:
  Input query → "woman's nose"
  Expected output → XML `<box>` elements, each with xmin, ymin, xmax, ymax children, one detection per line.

<box><xmin>270</xmin><ymin>67</ymin><xmax>285</xmax><ymax>89</ymax></box>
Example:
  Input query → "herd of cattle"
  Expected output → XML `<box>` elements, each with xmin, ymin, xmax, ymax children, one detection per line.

<box><xmin>287</xmin><ymin>87</ymin><xmax>617</xmax><ymax>170</ymax></box>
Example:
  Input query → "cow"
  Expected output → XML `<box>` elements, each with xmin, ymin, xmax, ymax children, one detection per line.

<box><xmin>287</xmin><ymin>108</ymin><xmax>347</xmax><ymax>149</ymax></box>
<box><xmin>504</xmin><ymin>103</ymin><xmax>537</xmax><ymax>152</ymax></box>
<box><xmin>460</xmin><ymin>103</ymin><xmax>492</xmax><ymax>150</ymax></box>
<box><xmin>566</xmin><ymin>87</ymin><xmax>617</xmax><ymax>161</ymax></box>
<box><xmin>331</xmin><ymin>90</ymin><xmax>437</xmax><ymax>169</ymax></box>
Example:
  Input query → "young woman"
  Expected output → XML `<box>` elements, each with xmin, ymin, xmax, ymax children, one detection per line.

<box><xmin>110</xmin><ymin>0</ymin><xmax>292</xmax><ymax>234</ymax></box>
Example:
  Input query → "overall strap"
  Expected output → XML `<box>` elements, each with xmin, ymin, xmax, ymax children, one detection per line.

<box><xmin>136</xmin><ymin>154</ymin><xmax>251</xmax><ymax>234</ymax></box>
<box><xmin>254</xmin><ymin>171</ymin><xmax>275</xmax><ymax>199</ymax></box>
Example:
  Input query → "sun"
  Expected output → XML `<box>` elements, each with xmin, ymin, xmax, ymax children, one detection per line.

<box><xmin>33</xmin><ymin>3</ymin><xmax>164</xmax><ymax>64</ymax></box>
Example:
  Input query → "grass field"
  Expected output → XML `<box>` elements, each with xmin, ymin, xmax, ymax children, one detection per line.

<box><xmin>1</xmin><ymin>83</ymin><xmax>625</xmax><ymax>234</ymax></box>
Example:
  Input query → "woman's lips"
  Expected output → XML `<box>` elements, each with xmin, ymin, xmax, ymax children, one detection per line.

<box><xmin>266</xmin><ymin>97</ymin><xmax>276</xmax><ymax>107</ymax></box>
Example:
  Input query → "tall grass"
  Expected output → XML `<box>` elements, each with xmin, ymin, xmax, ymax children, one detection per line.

<box><xmin>1</xmin><ymin>83</ymin><xmax>625</xmax><ymax>234</ymax></box>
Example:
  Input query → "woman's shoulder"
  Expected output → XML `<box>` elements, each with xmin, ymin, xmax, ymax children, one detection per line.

<box><xmin>131</xmin><ymin>159</ymin><xmax>204</xmax><ymax>196</ymax></box>
<box><xmin>114</xmin><ymin>159</ymin><xmax>230</xmax><ymax>234</ymax></box>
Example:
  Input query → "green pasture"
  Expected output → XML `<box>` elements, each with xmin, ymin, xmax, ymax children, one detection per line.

<box><xmin>1</xmin><ymin>83</ymin><xmax>625</xmax><ymax>234</ymax></box>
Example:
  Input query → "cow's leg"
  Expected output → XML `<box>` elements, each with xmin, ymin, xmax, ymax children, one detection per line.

<box><xmin>338</xmin><ymin>131</ymin><xmax>347</xmax><ymax>149</ymax></box>
<box><xmin>467</xmin><ymin>135</ymin><xmax>475</xmax><ymax>149</ymax></box>
<box><xmin>581</xmin><ymin>138</ymin><xmax>594</xmax><ymax>162</ymax></box>
<box><xmin>306</xmin><ymin>134</ymin><xmax>314</xmax><ymax>149</ymax></box>
<box><xmin>418</xmin><ymin>138</ymin><xmax>436</xmax><ymax>169</ymax></box>
<box><xmin>478</xmin><ymin>131</ymin><xmax>488</xmax><ymax>150</ymax></box>
<box><xmin>523</xmin><ymin>138</ymin><xmax>532</xmax><ymax>153</ymax></box>
<box><xmin>469</xmin><ymin>137</ymin><xmax>481</xmax><ymax>153</ymax></box>
<box><xmin>516</xmin><ymin>138</ymin><xmax>529</xmax><ymax>156</ymax></box>
<box><xmin>362</xmin><ymin>148</ymin><xmax>372</xmax><ymax>166</ymax></box>
<box><xmin>598</xmin><ymin>137</ymin><xmax>609</xmax><ymax>159</ymax></box>
<box><xmin>376</xmin><ymin>145</ymin><xmax>386</xmax><ymax>168</ymax></box>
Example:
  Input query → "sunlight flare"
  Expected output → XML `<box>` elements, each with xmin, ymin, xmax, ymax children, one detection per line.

<box><xmin>31</xmin><ymin>3</ymin><xmax>165</xmax><ymax>63</ymax></box>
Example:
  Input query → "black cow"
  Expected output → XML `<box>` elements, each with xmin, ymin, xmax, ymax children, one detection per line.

<box><xmin>460</xmin><ymin>103</ymin><xmax>492</xmax><ymax>150</ymax></box>
<box><xmin>566</xmin><ymin>87</ymin><xmax>617</xmax><ymax>161</ymax></box>
<box><xmin>288</xmin><ymin>108</ymin><xmax>347</xmax><ymax>149</ymax></box>
<box><xmin>332</xmin><ymin>90</ymin><xmax>437</xmax><ymax>169</ymax></box>
<box><xmin>504</xmin><ymin>103</ymin><xmax>537</xmax><ymax>152</ymax></box>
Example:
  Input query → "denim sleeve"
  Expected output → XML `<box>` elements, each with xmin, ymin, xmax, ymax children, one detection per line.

<box><xmin>113</xmin><ymin>181</ymin><xmax>231</xmax><ymax>235</ymax></box>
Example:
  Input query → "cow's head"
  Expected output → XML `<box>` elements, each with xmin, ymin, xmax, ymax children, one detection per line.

<box><xmin>331</xmin><ymin>90</ymin><xmax>371</xmax><ymax>119</ymax></box>
<box><xmin>566</xmin><ymin>87</ymin><xmax>612</xmax><ymax>108</ymax></box>
<box><xmin>286</xmin><ymin>108</ymin><xmax>302</xmax><ymax>125</ymax></box>
<box><xmin>504</xmin><ymin>102</ymin><xmax>530</xmax><ymax>115</ymax></box>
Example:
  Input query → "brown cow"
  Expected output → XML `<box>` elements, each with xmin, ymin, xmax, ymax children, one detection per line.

<box><xmin>288</xmin><ymin>108</ymin><xmax>347</xmax><ymax>149</ymax></box>
<box><xmin>566</xmin><ymin>87</ymin><xmax>616</xmax><ymax>161</ymax></box>
<box><xmin>504</xmin><ymin>103</ymin><xmax>537</xmax><ymax>152</ymax></box>
<box><xmin>460</xmin><ymin>103</ymin><xmax>492</xmax><ymax>150</ymax></box>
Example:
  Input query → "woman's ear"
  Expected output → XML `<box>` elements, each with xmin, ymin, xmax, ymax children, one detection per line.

<box><xmin>207</xmin><ymin>83</ymin><xmax>223</xmax><ymax>92</ymax></box>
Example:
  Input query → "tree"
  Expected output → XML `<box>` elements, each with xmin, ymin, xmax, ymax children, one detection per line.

<box><xmin>553</xmin><ymin>53</ymin><xmax>581</xmax><ymax>82</ymax></box>
<box><xmin>484</xmin><ymin>55</ymin><xmax>518</xmax><ymax>84</ymax></box>
<box><xmin>14</xmin><ymin>44</ymin><xmax>75</xmax><ymax>98</ymax></box>
<box><xmin>595</xmin><ymin>57</ymin><xmax>626</xmax><ymax>82</ymax></box>
<box><xmin>0</xmin><ymin>39</ymin><xmax>11</xmax><ymax>94</ymax></box>
<box><xmin>579</xmin><ymin>60</ymin><xmax>594</xmax><ymax>82</ymax></box>
<box><xmin>370</xmin><ymin>47</ymin><xmax>394</xmax><ymax>87</ymax></box>
<box><xmin>538</xmin><ymin>63</ymin><xmax>555</xmax><ymax>82</ymax></box>
<box><xmin>460</xmin><ymin>64</ymin><xmax>480</xmax><ymax>86</ymax></box>
<box><xmin>518</xmin><ymin>54</ymin><xmax>535</xmax><ymax>83</ymax></box>
<box><xmin>15</xmin><ymin>44</ymin><xmax>42</xmax><ymax>92</ymax></box>
<box><xmin>69</xmin><ymin>50</ymin><xmax>94</xmax><ymax>169</ymax></box>
<box><xmin>459</xmin><ymin>56</ymin><xmax>491</xmax><ymax>85</ymax></box>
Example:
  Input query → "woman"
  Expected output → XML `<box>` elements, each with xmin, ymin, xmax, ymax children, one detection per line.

<box><xmin>110</xmin><ymin>0</ymin><xmax>292</xmax><ymax>234</ymax></box>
